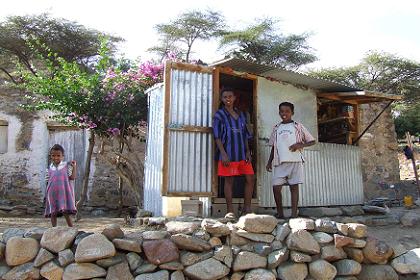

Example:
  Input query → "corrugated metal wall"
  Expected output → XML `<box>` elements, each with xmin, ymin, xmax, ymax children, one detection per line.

<box><xmin>144</xmin><ymin>84</ymin><xmax>165</xmax><ymax>216</ymax></box>
<box><xmin>167</xmin><ymin>69</ymin><xmax>213</xmax><ymax>194</ymax></box>
<box><xmin>258</xmin><ymin>142</ymin><xmax>364</xmax><ymax>207</ymax></box>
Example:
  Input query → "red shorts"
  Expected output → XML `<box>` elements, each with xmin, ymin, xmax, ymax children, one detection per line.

<box><xmin>218</xmin><ymin>160</ymin><xmax>254</xmax><ymax>176</ymax></box>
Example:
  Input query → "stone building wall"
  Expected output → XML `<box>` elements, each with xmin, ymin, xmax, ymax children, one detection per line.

<box><xmin>0</xmin><ymin>87</ymin><xmax>141</xmax><ymax>212</ymax></box>
<box><xmin>358</xmin><ymin>102</ymin><xmax>400</xmax><ymax>199</ymax></box>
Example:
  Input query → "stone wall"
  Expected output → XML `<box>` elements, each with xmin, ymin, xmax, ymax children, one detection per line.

<box><xmin>358</xmin><ymin>103</ymin><xmax>400</xmax><ymax>200</ymax></box>
<box><xmin>0</xmin><ymin>87</ymin><xmax>141</xmax><ymax>212</ymax></box>
<box><xmin>0</xmin><ymin>214</ymin><xmax>418</xmax><ymax>279</ymax></box>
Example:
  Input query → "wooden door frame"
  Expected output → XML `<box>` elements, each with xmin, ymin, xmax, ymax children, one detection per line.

<box><xmin>212</xmin><ymin>66</ymin><xmax>259</xmax><ymax>201</ymax></box>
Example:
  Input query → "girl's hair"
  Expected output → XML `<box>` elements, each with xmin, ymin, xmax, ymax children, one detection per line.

<box><xmin>50</xmin><ymin>144</ymin><xmax>65</xmax><ymax>155</ymax></box>
<box><xmin>279</xmin><ymin>102</ymin><xmax>294</xmax><ymax>113</ymax></box>
<box><xmin>220</xmin><ymin>87</ymin><xmax>235</xmax><ymax>98</ymax></box>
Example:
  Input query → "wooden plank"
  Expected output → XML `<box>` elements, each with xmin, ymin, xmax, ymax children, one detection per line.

<box><xmin>166</xmin><ymin>192</ymin><xmax>213</xmax><ymax>197</ymax></box>
<box><xmin>252</xmin><ymin>78</ymin><xmax>258</xmax><ymax>198</ymax></box>
<box><xmin>161</xmin><ymin>61</ymin><xmax>172</xmax><ymax>196</ymax></box>
<box><xmin>354</xmin><ymin>104</ymin><xmax>360</xmax><ymax>140</ymax></box>
<box><xmin>170</xmin><ymin>61</ymin><xmax>213</xmax><ymax>73</ymax></box>
<box><xmin>168</xmin><ymin>126</ymin><xmax>213</xmax><ymax>133</ymax></box>
<box><xmin>212</xmin><ymin>67</ymin><xmax>220</xmax><ymax>197</ymax></box>
<box><xmin>212</xmin><ymin>198</ymin><xmax>259</xmax><ymax>204</ymax></box>
<box><xmin>218</xmin><ymin>66</ymin><xmax>258</xmax><ymax>80</ymax></box>
<box><xmin>0</xmin><ymin>120</ymin><xmax>9</xmax><ymax>126</ymax></box>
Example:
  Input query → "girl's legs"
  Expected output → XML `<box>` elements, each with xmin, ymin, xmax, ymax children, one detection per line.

<box><xmin>50</xmin><ymin>215</ymin><xmax>57</xmax><ymax>227</ymax></box>
<box><xmin>224</xmin><ymin>177</ymin><xmax>235</xmax><ymax>214</ymax></box>
<box><xmin>243</xmin><ymin>174</ymin><xmax>254</xmax><ymax>214</ymax></box>
<box><xmin>290</xmin><ymin>184</ymin><xmax>299</xmax><ymax>218</ymax></box>
<box><xmin>273</xmin><ymin>185</ymin><xmax>284</xmax><ymax>218</ymax></box>
<box><xmin>64</xmin><ymin>214</ymin><xmax>74</xmax><ymax>227</ymax></box>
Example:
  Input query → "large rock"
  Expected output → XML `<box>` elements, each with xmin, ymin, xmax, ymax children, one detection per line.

<box><xmin>346</xmin><ymin>223</ymin><xmax>367</xmax><ymax>238</ymax></box>
<box><xmin>236</xmin><ymin>214</ymin><xmax>278</xmax><ymax>233</ymax></box>
<box><xmin>142</xmin><ymin>231</ymin><xmax>169</xmax><ymax>240</ymax></box>
<box><xmin>400</xmin><ymin>212</ymin><xmax>420</xmax><ymax>227</ymax></box>
<box><xmin>347</xmin><ymin>238</ymin><xmax>366</xmax><ymax>248</ymax></box>
<box><xmin>309</xmin><ymin>259</ymin><xmax>337</xmax><ymax>280</ymax></box>
<box><xmin>358</xmin><ymin>264</ymin><xmax>398</xmax><ymax>280</ymax></box>
<box><xmin>209</xmin><ymin>237</ymin><xmax>222</xmax><ymax>248</ymax></box>
<box><xmin>253</xmin><ymin>243</ymin><xmax>272</xmax><ymax>256</ymax></box>
<box><xmin>75</xmin><ymin>233</ymin><xmax>116</xmax><ymax>262</ymax></box>
<box><xmin>289</xmin><ymin>218</ymin><xmax>315</xmax><ymax>230</ymax></box>
<box><xmin>290</xmin><ymin>251</ymin><xmax>311</xmax><ymax>263</ymax></box>
<box><xmin>213</xmin><ymin>245</ymin><xmax>233</xmax><ymax>267</ymax></box>
<box><xmin>201</xmin><ymin>219</ymin><xmax>230</xmax><ymax>236</ymax></box>
<box><xmin>2</xmin><ymin>262</ymin><xmax>39</xmax><ymax>280</ymax></box>
<box><xmin>335</xmin><ymin>223</ymin><xmax>349</xmax><ymax>236</ymax></box>
<box><xmin>184</xmin><ymin>258</ymin><xmax>229</xmax><ymax>280</ymax></box>
<box><xmin>312</xmin><ymin>232</ymin><xmax>333</xmax><ymax>244</ymax></box>
<box><xmin>58</xmin><ymin>249</ymin><xmax>75</xmax><ymax>267</ymax></box>
<box><xmin>321</xmin><ymin>245</ymin><xmax>347</xmax><ymax>261</ymax></box>
<box><xmin>314</xmin><ymin>218</ymin><xmax>337</xmax><ymax>233</ymax></box>
<box><xmin>341</xmin><ymin>206</ymin><xmax>365</xmax><ymax>216</ymax></box>
<box><xmin>41</xmin><ymin>227</ymin><xmax>78</xmax><ymax>253</ymax></box>
<box><xmin>165</xmin><ymin>221</ymin><xmax>200</xmax><ymax>235</ymax></box>
<box><xmin>34</xmin><ymin>248</ymin><xmax>55</xmax><ymax>268</ymax></box>
<box><xmin>102</xmin><ymin>224</ymin><xmax>124</xmax><ymax>241</ymax></box>
<box><xmin>96</xmin><ymin>254</ymin><xmax>125</xmax><ymax>268</ymax></box>
<box><xmin>334</xmin><ymin>234</ymin><xmax>354</xmax><ymax>248</ymax></box>
<box><xmin>40</xmin><ymin>261</ymin><xmax>63</xmax><ymax>280</ymax></box>
<box><xmin>300</xmin><ymin>207</ymin><xmax>343</xmax><ymax>217</ymax></box>
<box><xmin>232</xmin><ymin>251</ymin><xmax>267</xmax><ymax>272</ymax></box>
<box><xmin>277</xmin><ymin>262</ymin><xmax>308</xmax><ymax>280</ymax></box>
<box><xmin>142</xmin><ymin>239</ymin><xmax>179</xmax><ymax>265</ymax></box>
<box><xmin>343</xmin><ymin>248</ymin><xmax>364</xmax><ymax>263</ymax></box>
<box><xmin>170</xmin><ymin>270</ymin><xmax>185</xmax><ymax>280</ymax></box>
<box><xmin>235</xmin><ymin>230</ymin><xmax>274</xmax><ymax>243</ymax></box>
<box><xmin>63</xmin><ymin>263</ymin><xmax>107</xmax><ymax>279</ymax></box>
<box><xmin>135</xmin><ymin>270</ymin><xmax>169</xmax><ymax>280</ymax></box>
<box><xmin>267</xmin><ymin>248</ymin><xmax>289</xmax><ymax>269</ymax></box>
<box><xmin>2</xmin><ymin>228</ymin><xmax>25</xmax><ymax>243</ymax></box>
<box><xmin>134</xmin><ymin>262</ymin><xmax>157</xmax><ymax>275</ymax></box>
<box><xmin>362</xmin><ymin>237</ymin><xmax>393</xmax><ymax>264</ymax></box>
<box><xmin>159</xmin><ymin>261</ymin><xmax>183</xmax><ymax>270</ymax></box>
<box><xmin>229</xmin><ymin>229</ymin><xmax>249</xmax><ymax>246</ymax></box>
<box><xmin>126</xmin><ymin>252</ymin><xmax>143</xmax><ymax>271</ymax></box>
<box><xmin>180</xmin><ymin>251</ymin><xmax>213</xmax><ymax>266</ymax></box>
<box><xmin>286</xmin><ymin>230</ymin><xmax>320</xmax><ymax>254</ymax></box>
<box><xmin>275</xmin><ymin>223</ymin><xmax>291</xmax><ymax>242</ymax></box>
<box><xmin>24</xmin><ymin>227</ymin><xmax>47</xmax><ymax>241</ymax></box>
<box><xmin>106</xmin><ymin>261</ymin><xmax>134</xmax><ymax>280</ymax></box>
<box><xmin>113</xmin><ymin>238</ymin><xmax>142</xmax><ymax>253</ymax></box>
<box><xmin>334</xmin><ymin>259</ymin><xmax>362</xmax><ymax>276</ymax></box>
<box><xmin>244</xmin><ymin>268</ymin><xmax>276</xmax><ymax>280</ymax></box>
<box><xmin>171</xmin><ymin>234</ymin><xmax>211</xmax><ymax>252</ymax></box>
<box><xmin>5</xmin><ymin>237</ymin><xmax>39</xmax><ymax>266</ymax></box>
<box><xmin>390</xmin><ymin>248</ymin><xmax>420</xmax><ymax>274</ymax></box>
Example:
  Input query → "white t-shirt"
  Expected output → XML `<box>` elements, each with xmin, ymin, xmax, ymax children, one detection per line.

<box><xmin>276</xmin><ymin>123</ymin><xmax>302</xmax><ymax>163</ymax></box>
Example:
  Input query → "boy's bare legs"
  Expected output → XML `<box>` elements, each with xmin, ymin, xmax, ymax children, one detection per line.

<box><xmin>64</xmin><ymin>214</ymin><xmax>74</xmax><ymax>227</ymax></box>
<box><xmin>50</xmin><ymin>215</ymin><xmax>57</xmax><ymax>227</ymax></box>
<box><xmin>290</xmin><ymin>184</ymin><xmax>299</xmax><ymax>218</ymax></box>
<box><xmin>243</xmin><ymin>174</ymin><xmax>254</xmax><ymax>214</ymax></box>
<box><xmin>224</xmin><ymin>177</ymin><xmax>235</xmax><ymax>214</ymax></box>
<box><xmin>273</xmin><ymin>185</ymin><xmax>284</xmax><ymax>218</ymax></box>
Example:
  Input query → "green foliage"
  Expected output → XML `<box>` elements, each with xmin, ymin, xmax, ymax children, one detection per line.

<box><xmin>149</xmin><ymin>9</ymin><xmax>226</xmax><ymax>62</ymax></box>
<box><xmin>0</xmin><ymin>14</ymin><xmax>122</xmax><ymax>84</ymax></box>
<box><xmin>220</xmin><ymin>18</ymin><xmax>317</xmax><ymax>69</ymax></box>
<box><xmin>310</xmin><ymin>51</ymin><xmax>420</xmax><ymax>136</ymax></box>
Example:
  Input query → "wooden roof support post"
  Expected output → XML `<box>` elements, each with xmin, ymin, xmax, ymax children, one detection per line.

<box><xmin>352</xmin><ymin>100</ymin><xmax>393</xmax><ymax>145</ymax></box>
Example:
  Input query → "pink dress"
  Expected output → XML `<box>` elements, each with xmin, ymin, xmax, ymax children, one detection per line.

<box><xmin>44</xmin><ymin>162</ymin><xmax>77</xmax><ymax>217</ymax></box>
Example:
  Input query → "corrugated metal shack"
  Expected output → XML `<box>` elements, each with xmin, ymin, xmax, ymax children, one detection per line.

<box><xmin>144</xmin><ymin>58</ymin><xmax>400</xmax><ymax>217</ymax></box>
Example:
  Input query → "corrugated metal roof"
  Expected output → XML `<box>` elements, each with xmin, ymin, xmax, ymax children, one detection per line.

<box><xmin>210</xmin><ymin>57</ymin><xmax>360</xmax><ymax>92</ymax></box>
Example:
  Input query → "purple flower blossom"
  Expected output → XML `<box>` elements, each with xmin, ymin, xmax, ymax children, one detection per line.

<box><xmin>107</xmin><ymin>127</ymin><xmax>120</xmax><ymax>136</ymax></box>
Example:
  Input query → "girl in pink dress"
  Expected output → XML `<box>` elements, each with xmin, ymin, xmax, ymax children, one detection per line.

<box><xmin>44</xmin><ymin>144</ymin><xmax>77</xmax><ymax>227</ymax></box>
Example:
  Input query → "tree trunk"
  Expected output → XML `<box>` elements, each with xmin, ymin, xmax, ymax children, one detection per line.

<box><xmin>75</xmin><ymin>131</ymin><xmax>95</xmax><ymax>221</ymax></box>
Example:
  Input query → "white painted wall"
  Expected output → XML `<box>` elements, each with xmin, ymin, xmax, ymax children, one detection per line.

<box><xmin>256</xmin><ymin>77</ymin><xmax>318</xmax><ymax>140</ymax></box>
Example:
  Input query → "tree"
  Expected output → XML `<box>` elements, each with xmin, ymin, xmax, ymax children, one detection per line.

<box><xmin>309</xmin><ymin>51</ymin><xmax>420</xmax><ymax>137</ymax></box>
<box><xmin>220</xmin><ymin>18</ymin><xmax>317</xmax><ymax>69</ymax></box>
<box><xmin>0</xmin><ymin>14</ymin><xmax>122</xmax><ymax>84</ymax></box>
<box><xmin>149</xmin><ymin>9</ymin><xmax>225</xmax><ymax>62</ymax></box>
<box><xmin>19</xmin><ymin>41</ymin><xmax>163</xmax><ymax>219</ymax></box>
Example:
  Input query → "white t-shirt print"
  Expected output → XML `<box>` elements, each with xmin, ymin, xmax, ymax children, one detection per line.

<box><xmin>276</xmin><ymin>123</ymin><xmax>302</xmax><ymax>163</ymax></box>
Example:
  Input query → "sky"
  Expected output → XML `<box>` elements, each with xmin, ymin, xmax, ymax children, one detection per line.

<box><xmin>1</xmin><ymin>0</ymin><xmax>420</xmax><ymax>70</ymax></box>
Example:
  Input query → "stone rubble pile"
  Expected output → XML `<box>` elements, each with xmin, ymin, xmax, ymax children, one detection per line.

<box><xmin>0</xmin><ymin>214</ymin><xmax>419</xmax><ymax>280</ymax></box>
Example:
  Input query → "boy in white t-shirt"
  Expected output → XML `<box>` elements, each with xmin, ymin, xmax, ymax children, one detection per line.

<box><xmin>266</xmin><ymin>102</ymin><xmax>316</xmax><ymax>218</ymax></box>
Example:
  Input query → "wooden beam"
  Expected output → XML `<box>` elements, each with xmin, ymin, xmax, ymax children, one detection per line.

<box><xmin>212</xmin><ymin>67</ymin><xmax>220</xmax><ymax>197</ymax></box>
<box><xmin>162</xmin><ymin>61</ymin><xmax>172</xmax><ymax>196</ymax></box>
<box><xmin>170</xmin><ymin>62</ymin><xmax>213</xmax><ymax>73</ymax></box>
<box><xmin>168</xmin><ymin>126</ymin><xmax>213</xmax><ymax>133</ymax></box>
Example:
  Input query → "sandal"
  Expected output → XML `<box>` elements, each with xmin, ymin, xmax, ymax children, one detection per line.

<box><xmin>224</xmin><ymin>212</ymin><xmax>236</xmax><ymax>219</ymax></box>
<box><xmin>274</xmin><ymin>213</ymin><xmax>285</xmax><ymax>219</ymax></box>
